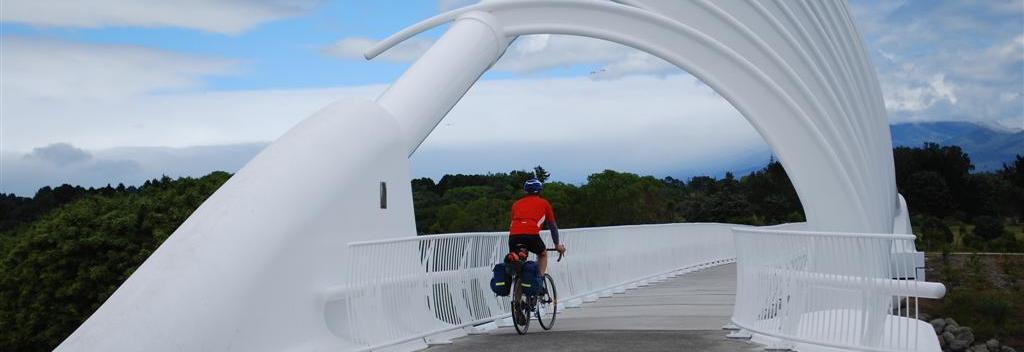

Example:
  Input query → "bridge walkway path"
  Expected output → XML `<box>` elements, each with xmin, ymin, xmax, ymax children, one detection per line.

<box><xmin>424</xmin><ymin>263</ymin><xmax>761</xmax><ymax>352</ymax></box>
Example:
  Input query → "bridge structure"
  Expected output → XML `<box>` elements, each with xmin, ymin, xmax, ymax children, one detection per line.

<box><xmin>57</xmin><ymin>1</ymin><xmax>947</xmax><ymax>351</ymax></box>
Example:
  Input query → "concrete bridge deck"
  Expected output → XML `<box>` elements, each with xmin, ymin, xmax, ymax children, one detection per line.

<box><xmin>425</xmin><ymin>264</ymin><xmax>761</xmax><ymax>352</ymax></box>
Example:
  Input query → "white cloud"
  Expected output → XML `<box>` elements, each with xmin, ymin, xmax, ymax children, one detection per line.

<box><xmin>412</xmin><ymin>74</ymin><xmax>765</xmax><ymax>182</ymax></box>
<box><xmin>2</xmin><ymin>73</ymin><xmax>769</xmax><ymax>194</ymax></box>
<box><xmin>425</xmin><ymin>75</ymin><xmax>755</xmax><ymax>151</ymax></box>
<box><xmin>850</xmin><ymin>0</ymin><xmax>1023</xmax><ymax>127</ymax></box>
<box><xmin>589</xmin><ymin>51</ymin><xmax>676</xmax><ymax>80</ymax></box>
<box><xmin>2</xmin><ymin>85</ymin><xmax>384</xmax><ymax>150</ymax></box>
<box><xmin>883</xmin><ymin>74</ymin><xmax>958</xmax><ymax>113</ymax></box>
<box><xmin>24</xmin><ymin>143</ymin><xmax>93</xmax><ymax>165</ymax></box>
<box><xmin>952</xmin><ymin>34</ymin><xmax>1024</xmax><ymax>83</ymax></box>
<box><xmin>4</xmin><ymin>72</ymin><xmax>756</xmax><ymax>150</ymax></box>
<box><xmin>0</xmin><ymin>0</ymin><xmax>319</xmax><ymax>34</ymax></box>
<box><xmin>1</xmin><ymin>143</ymin><xmax>269</xmax><ymax>196</ymax></box>
<box><xmin>1</xmin><ymin>37</ymin><xmax>234</xmax><ymax>101</ymax></box>
<box><xmin>0</xmin><ymin>37</ymin><xmax>383</xmax><ymax>151</ymax></box>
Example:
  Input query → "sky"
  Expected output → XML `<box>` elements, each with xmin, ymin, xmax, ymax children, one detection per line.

<box><xmin>1</xmin><ymin>0</ymin><xmax>1022</xmax><ymax>196</ymax></box>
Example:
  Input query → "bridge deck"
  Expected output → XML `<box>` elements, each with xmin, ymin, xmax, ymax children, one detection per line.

<box><xmin>424</xmin><ymin>264</ymin><xmax>761</xmax><ymax>352</ymax></box>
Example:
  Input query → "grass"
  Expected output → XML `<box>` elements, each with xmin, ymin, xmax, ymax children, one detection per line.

<box><xmin>1011</xmin><ymin>224</ymin><xmax>1024</xmax><ymax>242</ymax></box>
<box><xmin>920</xmin><ymin>217</ymin><xmax>1023</xmax><ymax>252</ymax></box>
<box><xmin>921</xmin><ymin>253</ymin><xmax>1023</xmax><ymax>348</ymax></box>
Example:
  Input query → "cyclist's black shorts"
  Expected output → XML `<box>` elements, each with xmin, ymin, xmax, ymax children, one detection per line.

<box><xmin>509</xmin><ymin>234</ymin><xmax>546</xmax><ymax>255</ymax></box>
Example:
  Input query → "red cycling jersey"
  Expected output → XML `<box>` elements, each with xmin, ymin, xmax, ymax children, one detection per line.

<box><xmin>509</xmin><ymin>194</ymin><xmax>556</xmax><ymax>235</ymax></box>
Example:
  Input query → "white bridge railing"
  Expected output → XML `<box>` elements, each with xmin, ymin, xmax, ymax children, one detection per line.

<box><xmin>323</xmin><ymin>223</ymin><xmax>737</xmax><ymax>351</ymax></box>
<box><xmin>731</xmin><ymin>228</ymin><xmax>945</xmax><ymax>352</ymax></box>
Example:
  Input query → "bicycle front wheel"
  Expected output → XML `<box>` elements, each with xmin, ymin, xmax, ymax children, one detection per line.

<box><xmin>511</xmin><ymin>277</ymin><xmax>530</xmax><ymax>335</ymax></box>
<box><xmin>537</xmin><ymin>274</ymin><xmax>557</xmax><ymax>330</ymax></box>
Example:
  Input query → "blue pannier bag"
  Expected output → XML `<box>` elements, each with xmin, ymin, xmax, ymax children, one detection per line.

<box><xmin>520</xmin><ymin>261</ymin><xmax>542</xmax><ymax>295</ymax></box>
<box><xmin>490</xmin><ymin>263</ymin><xmax>510</xmax><ymax>296</ymax></box>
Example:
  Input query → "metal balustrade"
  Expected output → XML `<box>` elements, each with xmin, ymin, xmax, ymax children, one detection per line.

<box><xmin>323</xmin><ymin>223</ymin><xmax>738</xmax><ymax>351</ymax></box>
<box><xmin>731</xmin><ymin>228</ymin><xmax>945</xmax><ymax>352</ymax></box>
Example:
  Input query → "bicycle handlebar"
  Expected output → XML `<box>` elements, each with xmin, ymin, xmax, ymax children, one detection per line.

<box><xmin>547</xmin><ymin>248</ymin><xmax>563</xmax><ymax>262</ymax></box>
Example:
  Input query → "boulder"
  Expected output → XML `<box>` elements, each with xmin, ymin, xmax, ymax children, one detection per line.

<box><xmin>973</xmin><ymin>345</ymin><xmax>992</xmax><ymax>352</ymax></box>
<box><xmin>943</xmin><ymin>332</ymin><xmax>956</xmax><ymax>347</ymax></box>
<box><xmin>955</xmin><ymin>327</ymin><xmax>975</xmax><ymax>345</ymax></box>
<box><xmin>945</xmin><ymin>317</ymin><xmax>960</xmax><ymax>329</ymax></box>
<box><xmin>932</xmin><ymin>318</ymin><xmax>948</xmax><ymax>334</ymax></box>
<box><xmin>1000</xmin><ymin>346</ymin><xmax>1015</xmax><ymax>352</ymax></box>
<box><xmin>986</xmin><ymin>339</ymin><xmax>1000</xmax><ymax>352</ymax></box>
<box><xmin>950</xmin><ymin>338</ymin><xmax>971</xmax><ymax>352</ymax></box>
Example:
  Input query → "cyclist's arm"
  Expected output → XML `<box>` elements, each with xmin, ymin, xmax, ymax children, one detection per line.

<box><xmin>546</xmin><ymin>219</ymin><xmax>559</xmax><ymax>245</ymax></box>
<box><xmin>544</xmin><ymin>206</ymin><xmax>559</xmax><ymax>245</ymax></box>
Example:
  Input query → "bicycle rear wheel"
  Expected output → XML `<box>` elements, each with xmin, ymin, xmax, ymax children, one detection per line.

<box><xmin>511</xmin><ymin>277</ymin><xmax>530</xmax><ymax>335</ymax></box>
<box><xmin>536</xmin><ymin>274</ymin><xmax>557</xmax><ymax>330</ymax></box>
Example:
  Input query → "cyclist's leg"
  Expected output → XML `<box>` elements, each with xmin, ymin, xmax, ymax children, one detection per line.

<box><xmin>537</xmin><ymin>249</ymin><xmax>548</xmax><ymax>276</ymax></box>
<box><xmin>525</xmin><ymin>236</ymin><xmax>548</xmax><ymax>276</ymax></box>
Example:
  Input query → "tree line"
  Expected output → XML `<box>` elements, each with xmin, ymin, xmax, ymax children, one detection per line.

<box><xmin>410</xmin><ymin>161</ymin><xmax>804</xmax><ymax>235</ymax></box>
<box><xmin>896</xmin><ymin>144</ymin><xmax>1023</xmax><ymax>252</ymax></box>
<box><xmin>0</xmin><ymin>144</ymin><xmax>1020</xmax><ymax>351</ymax></box>
<box><xmin>0</xmin><ymin>172</ymin><xmax>232</xmax><ymax>351</ymax></box>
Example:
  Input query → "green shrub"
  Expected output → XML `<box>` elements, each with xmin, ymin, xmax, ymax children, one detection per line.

<box><xmin>973</xmin><ymin>216</ymin><xmax>1006</xmax><ymax>240</ymax></box>
<box><xmin>943</xmin><ymin>288</ymin><xmax>1018</xmax><ymax>340</ymax></box>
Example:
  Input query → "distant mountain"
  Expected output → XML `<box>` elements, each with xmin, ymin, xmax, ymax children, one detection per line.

<box><xmin>890</xmin><ymin>121</ymin><xmax>1023</xmax><ymax>171</ymax></box>
<box><xmin>675</xmin><ymin>121</ymin><xmax>1022</xmax><ymax>179</ymax></box>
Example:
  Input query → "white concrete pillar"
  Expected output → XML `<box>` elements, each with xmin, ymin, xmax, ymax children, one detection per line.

<box><xmin>375</xmin><ymin>11</ymin><xmax>511</xmax><ymax>156</ymax></box>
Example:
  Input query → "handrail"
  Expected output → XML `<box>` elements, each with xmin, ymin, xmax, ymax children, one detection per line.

<box><xmin>734</xmin><ymin>227</ymin><xmax>916</xmax><ymax>240</ymax></box>
<box><xmin>347</xmin><ymin>222</ymin><xmax>749</xmax><ymax>247</ymax></box>
<box><xmin>731</xmin><ymin>227</ymin><xmax>944</xmax><ymax>351</ymax></box>
<box><xmin>329</xmin><ymin>222</ymin><xmax>738</xmax><ymax>350</ymax></box>
<box><xmin>770</xmin><ymin>268</ymin><xmax>946</xmax><ymax>298</ymax></box>
<box><xmin>347</xmin><ymin>231</ymin><xmax>504</xmax><ymax>246</ymax></box>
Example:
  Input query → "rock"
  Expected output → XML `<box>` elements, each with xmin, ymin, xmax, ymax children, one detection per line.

<box><xmin>945</xmin><ymin>317</ymin><xmax>960</xmax><ymax>329</ymax></box>
<box><xmin>1000</xmin><ymin>346</ymin><xmax>1015</xmax><ymax>352</ymax></box>
<box><xmin>973</xmin><ymin>345</ymin><xmax>992</xmax><ymax>352</ymax></box>
<box><xmin>954</xmin><ymin>327</ymin><xmax>975</xmax><ymax>345</ymax></box>
<box><xmin>950</xmin><ymin>338</ymin><xmax>971</xmax><ymax>352</ymax></box>
<box><xmin>932</xmin><ymin>318</ymin><xmax>948</xmax><ymax>334</ymax></box>
<box><xmin>986</xmin><ymin>339</ymin><xmax>1000</xmax><ymax>352</ymax></box>
<box><xmin>943</xmin><ymin>332</ymin><xmax>956</xmax><ymax>346</ymax></box>
<box><xmin>942</xmin><ymin>333</ymin><xmax>958</xmax><ymax>345</ymax></box>
<box><xmin>948</xmin><ymin>326</ymin><xmax>975</xmax><ymax>352</ymax></box>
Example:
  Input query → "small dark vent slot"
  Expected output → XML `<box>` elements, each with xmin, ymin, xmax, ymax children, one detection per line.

<box><xmin>379</xmin><ymin>182</ymin><xmax>387</xmax><ymax>209</ymax></box>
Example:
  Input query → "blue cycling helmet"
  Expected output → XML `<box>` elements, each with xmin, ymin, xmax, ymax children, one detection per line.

<box><xmin>524</xmin><ymin>179</ymin><xmax>543</xmax><ymax>194</ymax></box>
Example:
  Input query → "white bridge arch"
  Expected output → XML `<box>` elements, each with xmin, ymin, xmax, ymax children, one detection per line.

<box><xmin>57</xmin><ymin>1</ymin><xmax>944</xmax><ymax>352</ymax></box>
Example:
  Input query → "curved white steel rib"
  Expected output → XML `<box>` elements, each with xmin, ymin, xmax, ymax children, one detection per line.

<box><xmin>369</xmin><ymin>0</ymin><xmax>893</xmax><ymax>233</ymax></box>
<box><xmin>56</xmin><ymin>1</ymin><xmax>941</xmax><ymax>352</ymax></box>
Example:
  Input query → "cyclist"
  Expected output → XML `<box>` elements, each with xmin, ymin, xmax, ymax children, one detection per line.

<box><xmin>509</xmin><ymin>178</ymin><xmax>566</xmax><ymax>277</ymax></box>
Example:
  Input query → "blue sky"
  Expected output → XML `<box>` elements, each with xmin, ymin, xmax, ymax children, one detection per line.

<box><xmin>1</xmin><ymin>0</ymin><xmax>1022</xmax><ymax>195</ymax></box>
<box><xmin>2</xmin><ymin>2</ymin><xmax>446</xmax><ymax>89</ymax></box>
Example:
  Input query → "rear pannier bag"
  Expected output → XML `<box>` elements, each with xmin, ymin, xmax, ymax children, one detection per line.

<box><xmin>521</xmin><ymin>261</ymin><xmax>542</xmax><ymax>296</ymax></box>
<box><xmin>490</xmin><ymin>263</ymin><xmax>510</xmax><ymax>296</ymax></box>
